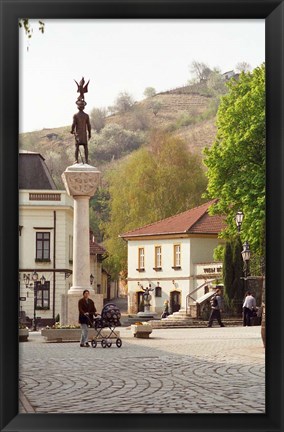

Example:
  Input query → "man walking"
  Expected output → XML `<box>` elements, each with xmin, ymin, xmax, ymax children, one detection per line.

<box><xmin>207</xmin><ymin>288</ymin><xmax>225</xmax><ymax>327</ymax></box>
<box><xmin>78</xmin><ymin>289</ymin><xmax>96</xmax><ymax>347</ymax></box>
<box><xmin>243</xmin><ymin>291</ymin><xmax>256</xmax><ymax>326</ymax></box>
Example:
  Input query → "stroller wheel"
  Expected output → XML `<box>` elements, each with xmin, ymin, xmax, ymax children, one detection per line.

<box><xmin>101</xmin><ymin>339</ymin><xmax>107</xmax><ymax>348</ymax></box>
<box><xmin>116</xmin><ymin>338</ymin><xmax>122</xmax><ymax>348</ymax></box>
<box><xmin>91</xmin><ymin>339</ymin><xmax>97</xmax><ymax>348</ymax></box>
<box><xmin>107</xmin><ymin>341</ymin><xmax>112</xmax><ymax>348</ymax></box>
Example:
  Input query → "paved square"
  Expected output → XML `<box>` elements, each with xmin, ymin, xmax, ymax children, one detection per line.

<box><xmin>19</xmin><ymin>326</ymin><xmax>265</xmax><ymax>414</ymax></box>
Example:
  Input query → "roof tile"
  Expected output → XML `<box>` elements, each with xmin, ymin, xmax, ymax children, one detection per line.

<box><xmin>120</xmin><ymin>200</ymin><xmax>225</xmax><ymax>237</ymax></box>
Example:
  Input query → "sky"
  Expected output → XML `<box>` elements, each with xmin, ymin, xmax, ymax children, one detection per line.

<box><xmin>19</xmin><ymin>19</ymin><xmax>265</xmax><ymax>133</ymax></box>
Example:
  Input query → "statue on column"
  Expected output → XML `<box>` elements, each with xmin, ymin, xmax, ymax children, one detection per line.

<box><xmin>142</xmin><ymin>285</ymin><xmax>154</xmax><ymax>312</ymax></box>
<box><xmin>70</xmin><ymin>77</ymin><xmax>91</xmax><ymax>164</ymax></box>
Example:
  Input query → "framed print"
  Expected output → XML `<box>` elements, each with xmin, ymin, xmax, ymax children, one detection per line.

<box><xmin>0</xmin><ymin>1</ymin><xmax>284</xmax><ymax>432</ymax></box>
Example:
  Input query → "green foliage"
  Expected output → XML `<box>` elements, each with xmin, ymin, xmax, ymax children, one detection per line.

<box><xmin>206</xmin><ymin>69</ymin><xmax>227</xmax><ymax>96</ymax></box>
<box><xmin>203</xmin><ymin>64</ymin><xmax>265</xmax><ymax>256</ymax></box>
<box><xmin>223</xmin><ymin>237</ymin><xmax>244</xmax><ymax>313</ymax></box>
<box><xmin>90</xmin><ymin>107</ymin><xmax>107</xmax><ymax>132</ymax></box>
<box><xmin>19</xmin><ymin>19</ymin><xmax>45</xmax><ymax>38</ymax></box>
<box><xmin>144</xmin><ymin>87</ymin><xmax>156</xmax><ymax>98</ymax></box>
<box><xmin>113</xmin><ymin>92</ymin><xmax>134</xmax><ymax>113</ymax></box>
<box><xmin>223</xmin><ymin>241</ymin><xmax>234</xmax><ymax>302</ymax></box>
<box><xmin>149</xmin><ymin>100</ymin><xmax>162</xmax><ymax>116</ymax></box>
<box><xmin>213</xmin><ymin>244</ymin><xmax>225</xmax><ymax>261</ymax></box>
<box><xmin>89</xmin><ymin>188</ymin><xmax>111</xmax><ymax>242</ymax></box>
<box><xmin>89</xmin><ymin>123</ymin><xmax>145</xmax><ymax>162</ymax></box>
<box><xmin>102</xmin><ymin>131</ymin><xmax>207</xmax><ymax>277</ymax></box>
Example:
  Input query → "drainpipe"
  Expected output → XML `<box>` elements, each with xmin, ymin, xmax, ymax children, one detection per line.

<box><xmin>53</xmin><ymin>211</ymin><xmax>56</xmax><ymax>319</ymax></box>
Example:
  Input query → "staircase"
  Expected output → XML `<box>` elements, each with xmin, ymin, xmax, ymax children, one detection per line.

<box><xmin>149</xmin><ymin>309</ymin><xmax>243</xmax><ymax>329</ymax></box>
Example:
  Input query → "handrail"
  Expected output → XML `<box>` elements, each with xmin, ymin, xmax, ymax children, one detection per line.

<box><xmin>186</xmin><ymin>279</ymin><xmax>216</xmax><ymax>315</ymax></box>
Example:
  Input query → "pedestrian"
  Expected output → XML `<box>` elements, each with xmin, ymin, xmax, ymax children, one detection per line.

<box><xmin>242</xmin><ymin>291</ymin><xmax>256</xmax><ymax>326</ymax></box>
<box><xmin>207</xmin><ymin>288</ymin><xmax>225</xmax><ymax>327</ymax></box>
<box><xmin>161</xmin><ymin>300</ymin><xmax>170</xmax><ymax>319</ymax></box>
<box><xmin>78</xmin><ymin>289</ymin><xmax>96</xmax><ymax>347</ymax></box>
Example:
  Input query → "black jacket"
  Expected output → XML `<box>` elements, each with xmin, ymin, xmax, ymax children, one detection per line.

<box><xmin>78</xmin><ymin>298</ymin><xmax>96</xmax><ymax>325</ymax></box>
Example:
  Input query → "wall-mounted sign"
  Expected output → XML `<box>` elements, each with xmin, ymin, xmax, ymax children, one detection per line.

<box><xmin>195</xmin><ymin>263</ymin><xmax>223</xmax><ymax>277</ymax></box>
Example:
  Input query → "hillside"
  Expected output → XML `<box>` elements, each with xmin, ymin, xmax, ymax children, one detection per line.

<box><xmin>19</xmin><ymin>85</ymin><xmax>219</xmax><ymax>187</ymax></box>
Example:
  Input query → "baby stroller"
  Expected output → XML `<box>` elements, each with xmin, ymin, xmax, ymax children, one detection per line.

<box><xmin>90</xmin><ymin>303</ymin><xmax>122</xmax><ymax>348</ymax></box>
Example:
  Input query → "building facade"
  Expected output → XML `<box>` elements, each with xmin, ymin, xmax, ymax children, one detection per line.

<box><xmin>120</xmin><ymin>200</ymin><xmax>225</xmax><ymax>315</ymax></box>
<box><xmin>18</xmin><ymin>151</ymin><xmax>112</xmax><ymax>326</ymax></box>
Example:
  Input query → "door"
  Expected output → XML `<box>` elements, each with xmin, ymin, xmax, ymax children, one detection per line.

<box><xmin>137</xmin><ymin>291</ymin><xmax>144</xmax><ymax>312</ymax></box>
<box><xmin>170</xmin><ymin>290</ymin><xmax>181</xmax><ymax>313</ymax></box>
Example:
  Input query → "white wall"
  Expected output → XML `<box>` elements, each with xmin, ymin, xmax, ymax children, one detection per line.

<box><xmin>19</xmin><ymin>190</ymin><xmax>73</xmax><ymax>321</ymax></box>
<box><xmin>127</xmin><ymin>236</ymin><xmax>224</xmax><ymax>314</ymax></box>
<box><xmin>127</xmin><ymin>238</ymin><xmax>191</xmax><ymax>314</ymax></box>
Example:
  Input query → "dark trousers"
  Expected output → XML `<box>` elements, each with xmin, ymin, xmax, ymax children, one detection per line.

<box><xmin>208</xmin><ymin>309</ymin><xmax>224</xmax><ymax>327</ymax></box>
<box><xmin>243</xmin><ymin>307</ymin><xmax>253</xmax><ymax>326</ymax></box>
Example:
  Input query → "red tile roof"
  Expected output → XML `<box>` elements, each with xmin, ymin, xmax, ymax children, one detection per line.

<box><xmin>120</xmin><ymin>200</ymin><xmax>225</xmax><ymax>238</ymax></box>
<box><xmin>89</xmin><ymin>231</ymin><xmax>106</xmax><ymax>255</ymax></box>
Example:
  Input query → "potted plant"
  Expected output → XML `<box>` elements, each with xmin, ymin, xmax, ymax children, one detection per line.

<box><xmin>131</xmin><ymin>322</ymin><xmax>153</xmax><ymax>338</ymax></box>
<box><xmin>19</xmin><ymin>323</ymin><xmax>29</xmax><ymax>342</ymax></box>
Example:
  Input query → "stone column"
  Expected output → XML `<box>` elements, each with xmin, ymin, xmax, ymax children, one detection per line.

<box><xmin>62</xmin><ymin>163</ymin><xmax>101</xmax><ymax>325</ymax></box>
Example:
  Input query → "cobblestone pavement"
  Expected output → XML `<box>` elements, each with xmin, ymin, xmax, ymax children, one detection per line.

<box><xmin>19</xmin><ymin>326</ymin><xmax>265</xmax><ymax>414</ymax></box>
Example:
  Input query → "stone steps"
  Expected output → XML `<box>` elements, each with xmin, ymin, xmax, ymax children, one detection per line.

<box><xmin>150</xmin><ymin>318</ymin><xmax>243</xmax><ymax>329</ymax></box>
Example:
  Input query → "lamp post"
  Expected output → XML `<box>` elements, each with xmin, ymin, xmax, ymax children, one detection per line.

<box><xmin>31</xmin><ymin>271</ymin><xmax>39</xmax><ymax>331</ymax></box>
<box><xmin>241</xmin><ymin>241</ymin><xmax>251</xmax><ymax>293</ymax></box>
<box><xmin>235</xmin><ymin>210</ymin><xmax>244</xmax><ymax>233</ymax></box>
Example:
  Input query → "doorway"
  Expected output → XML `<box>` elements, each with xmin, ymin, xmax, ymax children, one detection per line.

<box><xmin>170</xmin><ymin>290</ymin><xmax>181</xmax><ymax>313</ymax></box>
<box><xmin>137</xmin><ymin>291</ymin><xmax>144</xmax><ymax>312</ymax></box>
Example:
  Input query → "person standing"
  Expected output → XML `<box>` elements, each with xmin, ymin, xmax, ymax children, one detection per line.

<box><xmin>242</xmin><ymin>291</ymin><xmax>256</xmax><ymax>326</ymax></box>
<box><xmin>207</xmin><ymin>288</ymin><xmax>225</xmax><ymax>327</ymax></box>
<box><xmin>78</xmin><ymin>289</ymin><xmax>96</xmax><ymax>347</ymax></box>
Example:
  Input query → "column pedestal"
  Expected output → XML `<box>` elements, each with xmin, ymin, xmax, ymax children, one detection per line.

<box><xmin>62</xmin><ymin>163</ymin><xmax>101</xmax><ymax>325</ymax></box>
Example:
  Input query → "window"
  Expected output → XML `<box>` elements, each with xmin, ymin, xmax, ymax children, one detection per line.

<box><xmin>35</xmin><ymin>281</ymin><xmax>50</xmax><ymax>310</ymax></box>
<box><xmin>154</xmin><ymin>246</ymin><xmax>162</xmax><ymax>269</ymax></box>
<box><xmin>173</xmin><ymin>244</ymin><xmax>181</xmax><ymax>268</ymax></box>
<box><xmin>138</xmin><ymin>248</ymin><xmax>145</xmax><ymax>269</ymax></box>
<box><xmin>155</xmin><ymin>286</ymin><xmax>162</xmax><ymax>297</ymax></box>
<box><xmin>36</xmin><ymin>232</ymin><xmax>50</xmax><ymax>261</ymax></box>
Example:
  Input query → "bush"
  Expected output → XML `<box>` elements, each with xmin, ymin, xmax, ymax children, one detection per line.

<box><xmin>89</xmin><ymin>123</ymin><xmax>144</xmax><ymax>162</ymax></box>
<box><xmin>90</xmin><ymin>107</ymin><xmax>107</xmax><ymax>132</ymax></box>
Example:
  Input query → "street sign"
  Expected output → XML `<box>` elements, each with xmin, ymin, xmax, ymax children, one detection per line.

<box><xmin>19</xmin><ymin>297</ymin><xmax>26</xmax><ymax>301</ymax></box>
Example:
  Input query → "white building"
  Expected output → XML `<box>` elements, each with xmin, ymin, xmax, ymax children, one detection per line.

<box><xmin>120</xmin><ymin>200</ymin><xmax>225</xmax><ymax>315</ymax></box>
<box><xmin>18</xmin><ymin>151</ymin><xmax>112</xmax><ymax>327</ymax></box>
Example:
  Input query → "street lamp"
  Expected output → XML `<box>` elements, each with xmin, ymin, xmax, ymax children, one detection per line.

<box><xmin>235</xmin><ymin>210</ymin><xmax>244</xmax><ymax>233</ymax></box>
<box><xmin>90</xmin><ymin>274</ymin><xmax>94</xmax><ymax>286</ymax></box>
<box><xmin>31</xmin><ymin>271</ymin><xmax>38</xmax><ymax>331</ymax></box>
<box><xmin>241</xmin><ymin>241</ymin><xmax>251</xmax><ymax>292</ymax></box>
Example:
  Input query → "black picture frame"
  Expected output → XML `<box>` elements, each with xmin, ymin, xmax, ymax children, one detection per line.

<box><xmin>0</xmin><ymin>1</ymin><xmax>283</xmax><ymax>431</ymax></box>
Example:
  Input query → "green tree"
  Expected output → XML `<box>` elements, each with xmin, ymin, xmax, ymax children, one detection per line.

<box><xmin>89</xmin><ymin>123</ymin><xmax>144</xmax><ymax>162</ymax></box>
<box><xmin>113</xmin><ymin>92</ymin><xmax>134</xmax><ymax>113</ymax></box>
<box><xmin>143</xmin><ymin>87</ymin><xmax>156</xmax><ymax>98</ymax></box>
<box><xmin>149</xmin><ymin>100</ymin><xmax>162</xmax><ymax>116</ymax></box>
<box><xmin>19</xmin><ymin>19</ymin><xmax>45</xmax><ymax>38</ymax></box>
<box><xmin>203</xmin><ymin>64</ymin><xmax>265</xmax><ymax>256</ymax></box>
<box><xmin>102</xmin><ymin>131</ymin><xmax>207</xmax><ymax>277</ymax></box>
<box><xmin>231</xmin><ymin>236</ymin><xmax>244</xmax><ymax>308</ymax></box>
<box><xmin>90</xmin><ymin>107</ymin><xmax>107</xmax><ymax>133</ymax></box>
<box><xmin>223</xmin><ymin>241</ymin><xmax>234</xmax><ymax>303</ymax></box>
<box><xmin>223</xmin><ymin>237</ymin><xmax>244</xmax><ymax>313</ymax></box>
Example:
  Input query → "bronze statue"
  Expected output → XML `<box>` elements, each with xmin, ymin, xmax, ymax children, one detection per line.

<box><xmin>71</xmin><ymin>78</ymin><xmax>91</xmax><ymax>164</ymax></box>
<box><xmin>74</xmin><ymin>77</ymin><xmax>89</xmax><ymax>102</ymax></box>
